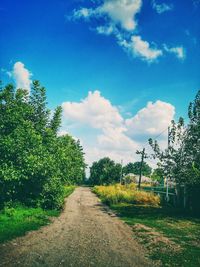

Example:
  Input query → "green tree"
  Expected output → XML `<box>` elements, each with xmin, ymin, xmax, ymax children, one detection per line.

<box><xmin>89</xmin><ymin>157</ymin><xmax>121</xmax><ymax>185</ymax></box>
<box><xmin>123</xmin><ymin>162</ymin><xmax>152</xmax><ymax>177</ymax></box>
<box><xmin>151</xmin><ymin>168</ymin><xmax>164</xmax><ymax>184</ymax></box>
<box><xmin>149</xmin><ymin>90</ymin><xmax>200</xmax><ymax>186</ymax></box>
<box><xmin>55</xmin><ymin>136</ymin><xmax>86</xmax><ymax>185</ymax></box>
<box><xmin>0</xmin><ymin>81</ymin><xmax>86</xmax><ymax>209</ymax></box>
<box><xmin>183</xmin><ymin>90</ymin><xmax>200</xmax><ymax>185</ymax></box>
<box><xmin>50</xmin><ymin>106</ymin><xmax>62</xmax><ymax>135</ymax></box>
<box><xmin>29</xmin><ymin>80</ymin><xmax>50</xmax><ymax>135</ymax></box>
<box><xmin>149</xmin><ymin>117</ymin><xmax>186</xmax><ymax>185</ymax></box>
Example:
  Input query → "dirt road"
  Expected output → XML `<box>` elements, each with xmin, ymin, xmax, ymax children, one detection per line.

<box><xmin>0</xmin><ymin>187</ymin><xmax>151</xmax><ymax>267</ymax></box>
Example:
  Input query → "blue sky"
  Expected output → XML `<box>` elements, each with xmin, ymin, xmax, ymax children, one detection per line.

<box><xmin>0</xmin><ymin>0</ymin><xmax>200</xmax><ymax>169</ymax></box>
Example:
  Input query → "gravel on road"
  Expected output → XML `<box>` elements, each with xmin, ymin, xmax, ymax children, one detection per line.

<box><xmin>0</xmin><ymin>187</ymin><xmax>151</xmax><ymax>267</ymax></box>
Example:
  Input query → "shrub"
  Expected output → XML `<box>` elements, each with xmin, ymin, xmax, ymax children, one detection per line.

<box><xmin>3</xmin><ymin>207</ymin><xmax>16</xmax><ymax>217</ymax></box>
<box><xmin>64</xmin><ymin>185</ymin><xmax>76</xmax><ymax>197</ymax></box>
<box><xmin>39</xmin><ymin>177</ymin><xmax>65</xmax><ymax>210</ymax></box>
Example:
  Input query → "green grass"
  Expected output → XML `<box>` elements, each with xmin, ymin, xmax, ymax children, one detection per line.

<box><xmin>110</xmin><ymin>203</ymin><xmax>200</xmax><ymax>267</ymax></box>
<box><xmin>0</xmin><ymin>185</ymin><xmax>75</xmax><ymax>244</ymax></box>
<box><xmin>64</xmin><ymin>185</ymin><xmax>76</xmax><ymax>198</ymax></box>
<box><xmin>0</xmin><ymin>206</ymin><xmax>60</xmax><ymax>244</ymax></box>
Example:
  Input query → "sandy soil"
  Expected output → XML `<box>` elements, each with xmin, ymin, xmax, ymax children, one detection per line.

<box><xmin>0</xmin><ymin>187</ymin><xmax>151</xmax><ymax>267</ymax></box>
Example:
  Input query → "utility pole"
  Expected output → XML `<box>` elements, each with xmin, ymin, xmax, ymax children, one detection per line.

<box><xmin>137</xmin><ymin>148</ymin><xmax>147</xmax><ymax>189</ymax></box>
<box><xmin>120</xmin><ymin>159</ymin><xmax>123</xmax><ymax>185</ymax></box>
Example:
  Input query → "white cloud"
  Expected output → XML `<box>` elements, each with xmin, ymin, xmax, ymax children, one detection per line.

<box><xmin>126</xmin><ymin>100</ymin><xmax>175</xmax><ymax>138</ymax></box>
<box><xmin>97</xmin><ymin>0</ymin><xmax>142</xmax><ymax>31</ymax></box>
<box><xmin>84</xmin><ymin>145</ymin><xmax>140</xmax><ymax>171</ymax></box>
<box><xmin>119</xmin><ymin>35</ymin><xmax>163</xmax><ymax>62</ymax></box>
<box><xmin>96</xmin><ymin>25</ymin><xmax>116</xmax><ymax>35</ymax></box>
<box><xmin>164</xmin><ymin>45</ymin><xmax>185</xmax><ymax>60</ymax></box>
<box><xmin>70</xmin><ymin>0</ymin><xmax>184</xmax><ymax>63</ymax></box>
<box><xmin>72</xmin><ymin>0</ymin><xmax>142</xmax><ymax>32</ymax></box>
<box><xmin>72</xmin><ymin>7</ymin><xmax>94</xmax><ymax>20</ymax></box>
<box><xmin>11</xmin><ymin>62</ymin><xmax>32</xmax><ymax>92</ymax></box>
<box><xmin>62</xmin><ymin>90</ymin><xmax>123</xmax><ymax>130</ymax></box>
<box><xmin>152</xmin><ymin>0</ymin><xmax>173</xmax><ymax>14</ymax></box>
<box><xmin>61</xmin><ymin>90</ymin><xmax>138</xmax><ymax>168</ymax></box>
<box><xmin>98</xmin><ymin>127</ymin><xmax>138</xmax><ymax>151</ymax></box>
<box><xmin>61</xmin><ymin>90</ymin><xmax>175</xmax><ymax>172</ymax></box>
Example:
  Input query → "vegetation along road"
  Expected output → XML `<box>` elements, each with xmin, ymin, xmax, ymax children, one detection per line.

<box><xmin>0</xmin><ymin>187</ymin><xmax>151</xmax><ymax>267</ymax></box>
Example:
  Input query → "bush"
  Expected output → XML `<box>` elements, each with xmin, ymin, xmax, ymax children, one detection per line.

<box><xmin>64</xmin><ymin>185</ymin><xmax>76</xmax><ymax>198</ymax></box>
<box><xmin>3</xmin><ymin>206</ymin><xmax>16</xmax><ymax>217</ymax></box>
<box><xmin>39</xmin><ymin>177</ymin><xmax>65</xmax><ymax>210</ymax></box>
<box><xmin>93</xmin><ymin>183</ymin><xmax>160</xmax><ymax>206</ymax></box>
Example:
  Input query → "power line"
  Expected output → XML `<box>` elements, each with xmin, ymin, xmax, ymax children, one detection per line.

<box><xmin>154</xmin><ymin>127</ymin><xmax>169</xmax><ymax>140</ymax></box>
<box><xmin>141</xmin><ymin>115</ymin><xmax>188</xmax><ymax>149</ymax></box>
<box><xmin>134</xmin><ymin>116</ymin><xmax>188</xmax><ymax>170</ymax></box>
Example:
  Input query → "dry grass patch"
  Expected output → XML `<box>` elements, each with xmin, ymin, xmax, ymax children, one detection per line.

<box><xmin>93</xmin><ymin>184</ymin><xmax>160</xmax><ymax>206</ymax></box>
<box><xmin>132</xmin><ymin>223</ymin><xmax>182</xmax><ymax>254</ymax></box>
<box><xmin>110</xmin><ymin>203</ymin><xmax>200</xmax><ymax>267</ymax></box>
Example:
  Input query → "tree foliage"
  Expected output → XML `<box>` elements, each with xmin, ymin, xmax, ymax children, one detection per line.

<box><xmin>123</xmin><ymin>162</ymin><xmax>152</xmax><ymax>177</ymax></box>
<box><xmin>89</xmin><ymin>157</ymin><xmax>122</xmax><ymax>185</ymax></box>
<box><xmin>149</xmin><ymin>90</ymin><xmax>200</xmax><ymax>186</ymax></box>
<box><xmin>151</xmin><ymin>168</ymin><xmax>164</xmax><ymax>183</ymax></box>
<box><xmin>183</xmin><ymin>90</ymin><xmax>200</xmax><ymax>184</ymax></box>
<box><xmin>0</xmin><ymin>81</ymin><xmax>86</xmax><ymax>209</ymax></box>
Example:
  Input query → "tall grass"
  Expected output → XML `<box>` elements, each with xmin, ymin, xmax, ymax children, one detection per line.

<box><xmin>93</xmin><ymin>184</ymin><xmax>160</xmax><ymax>206</ymax></box>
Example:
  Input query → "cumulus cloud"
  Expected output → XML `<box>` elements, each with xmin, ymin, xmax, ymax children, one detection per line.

<box><xmin>61</xmin><ymin>90</ymin><xmax>175</xmax><ymax>170</ymax></box>
<box><xmin>62</xmin><ymin>90</ymin><xmax>123</xmax><ymax>130</ymax></box>
<box><xmin>98</xmin><ymin>127</ymin><xmax>138</xmax><ymax>151</ymax></box>
<box><xmin>164</xmin><ymin>45</ymin><xmax>185</xmax><ymax>60</ymax></box>
<box><xmin>11</xmin><ymin>62</ymin><xmax>32</xmax><ymax>92</ymax></box>
<box><xmin>119</xmin><ymin>35</ymin><xmax>163</xmax><ymax>62</ymax></box>
<box><xmin>84</xmin><ymin>145</ymin><xmax>140</xmax><ymax>171</ymax></box>
<box><xmin>126</xmin><ymin>100</ymin><xmax>175</xmax><ymax>139</ymax></box>
<box><xmin>61</xmin><ymin>90</ymin><xmax>138</xmax><ymax>167</ymax></box>
<box><xmin>152</xmin><ymin>0</ymin><xmax>173</xmax><ymax>14</ymax></box>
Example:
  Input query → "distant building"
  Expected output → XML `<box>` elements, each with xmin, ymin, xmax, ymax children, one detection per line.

<box><xmin>123</xmin><ymin>173</ymin><xmax>152</xmax><ymax>184</ymax></box>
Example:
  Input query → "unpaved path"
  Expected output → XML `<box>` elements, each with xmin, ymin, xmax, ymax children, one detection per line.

<box><xmin>0</xmin><ymin>187</ymin><xmax>151</xmax><ymax>267</ymax></box>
